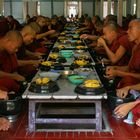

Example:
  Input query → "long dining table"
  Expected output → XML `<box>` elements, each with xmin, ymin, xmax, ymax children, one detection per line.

<box><xmin>22</xmin><ymin>24</ymin><xmax>111</xmax><ymax>132</ymax></box>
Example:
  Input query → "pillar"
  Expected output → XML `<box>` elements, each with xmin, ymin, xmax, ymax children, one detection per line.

<box><xmin>117</xmin><ymin>0</ymin><xmax>123</xmax><ymax>26</ymax></box>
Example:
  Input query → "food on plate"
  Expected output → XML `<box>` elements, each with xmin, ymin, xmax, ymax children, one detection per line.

<box><xmin>58</xmin><ymin>45</ymin><xmax>65</xmax><ymax>49</ymax></box>
<box><xmin>74</xmin><ymin>59</ymin><xmax>88</xmax><ymax>66</ymax></box>
<box><xmin>41</xmin><ymin>61</ymin><xmax>53</xmax><ymax>66</ymax></box>
<box><xmin>84</xmin><ymin>79</ymin><xmax>100</xmax><ymax>88</ymax></box>
<box><xmin>76</xmin><ymin>45</ymin><xmax>85</xmax><ymax>49</ymax></box>
<box><xmin>49</xmin><ymin>53</ymin><xmax>59</xmax><ymax>59</ymax></box>
<box><xmin>36</xmin><ymin>77</ymin><xmax>50</xmax><ymax>85</ymax></box>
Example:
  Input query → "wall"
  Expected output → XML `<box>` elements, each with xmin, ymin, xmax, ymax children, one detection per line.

<box><xmin>53</xmin><ymin>1</ymin><xmax>64</xmax><ymax>16</ymax></box>
<box><xmin>4</xmin><ymin>2</ymin><xmax>10</xmax><ymax>16</ymax></box>
<box><xmin>82</xmin><ymin>1</ymin><xmax>93</xmax><ymax>17</ymax></box>
<box><xmin>40</xmin><ymin>2</ymin><xmax>52</xmax><ymax>17</ymax></box>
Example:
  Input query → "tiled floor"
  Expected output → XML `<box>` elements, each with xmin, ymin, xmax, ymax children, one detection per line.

<box><xmin>0</xmin><ymin>101</ymin><xmax>140</xmax><ymax>140</ymax></box>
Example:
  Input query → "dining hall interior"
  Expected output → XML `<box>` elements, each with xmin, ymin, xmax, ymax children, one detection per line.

<box><xmin>0</xmin><ymin>0</ymin><xmax>140</xmax><ymax>140</ymax></box>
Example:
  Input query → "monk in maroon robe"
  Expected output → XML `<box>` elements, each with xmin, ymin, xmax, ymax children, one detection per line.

<box><xmin>97</xmin><ymin>22</ymin><xmax>132</xmax><ymax>66</ymax></box>
<box><xmin>105</xmin><ymin>19</ymin><xmax>140</xmax><ymax>88</ymax></box>
<box><xmin>0</xmin><ymin>30</ymin><xmax>24</xmax><ymax>93</ymax></box>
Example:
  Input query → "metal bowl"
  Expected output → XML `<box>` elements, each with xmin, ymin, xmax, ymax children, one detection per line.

<box><xmin>60</xmin><ymin>70</ymin><xmax>75</xmax><ymax>78</ymax></box>
<box><xmin>74</xmin><ymin>68</ymin><xmax>92</xmax><ymax>76</ymax></box>
<box><xmin>0</xmin><ymin>94</ymin><xmax>22</xmax><ymax>120</ymax></box>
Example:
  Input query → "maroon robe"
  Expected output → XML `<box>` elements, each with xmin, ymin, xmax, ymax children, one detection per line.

<box><xmin>132</xmin><ymin>102</ymin><xmax>140</xmax><ymax>123</ymax></box>
<box><xmin>117</xmin><ymin>43</ymin><xmax>140</xmax><ymax>88</ymax></box>
<box><xmin>109</xmin><ymin>33</ymin><xmax>132</xmax><ymax>66</ymax></box>
<box><xmin>16</xmin><ymin>44</ymin><xmax>37</xmax><ymax>77</ymax></box>
<box><xmin>0</xmin><ymin>51</ymin><xmax>19</xmax><ymax>92</ymax></box>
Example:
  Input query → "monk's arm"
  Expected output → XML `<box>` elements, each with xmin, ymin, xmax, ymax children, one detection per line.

<box><xmin>115</xmin><ymin>70</ymin><xmax>140</xmax><ymax>80</ymax></box>
<box><xmin>103</xmin><ymin>44</ymin><xmax>126</xmax><ymax>64</ymax></box>
<box><xmin>25</xmin><ymin>50</ymin><xmax>43</xmax><ymax>58</ymax></box>
<box><xmin>35</xmin><ymin>30</ymin><xmax>56</xmax><ymax>40</ymax></box>
<box><xmin>17</xmin><ymin>60</ymin><xmax>39</xmax><ymax>66</ymax></box>
<box><xmin>87</xmin><ymin>35</ymin><xmax>99</xmax><ymax>40</ymax></box>
<box><xmin>0</xmin><ymin>71</ymin><xmax>13</xmax><ymax>78</ymax></box>
<box><xmin>77</xmin><ymin>27</ymin><xmax>89</xmax><ymax>32</ymax></box>
<box><xmin>127</xmin><ymin>83</ymin><xmax>140</xmax><ymax>91</ymax></box>
<box><xmin>0</xmin><ymin>71</ymin><xmax>18</xmax><ymax>79</ymax></box>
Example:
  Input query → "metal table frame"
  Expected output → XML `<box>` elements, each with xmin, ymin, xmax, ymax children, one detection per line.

<box><xmin>28</xmin><ymin>99</ymin><xmax>104</xmax><ymax>132</ymax></box>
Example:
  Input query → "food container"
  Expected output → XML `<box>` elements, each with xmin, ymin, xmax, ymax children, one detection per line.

<box><xmin>0</xmin><ymin>94</ymin><xmax>22</xmax><ymax>122</ymax></box>
<box><xmin>74</xmin><ymin>68</ymin><xmax>92</xmax><ymax>76</ymax></box>
<box><xmin>68</xmin><ymin>74</ymin><xmax>86</xmax><ymax>85</ymax></box>
<box><xmin>60</xmin><ymin>70</ymin><xmax>75</xmax><ymax>78</ymax></box>
<box><xmin>60</xmin><ymin>50</ymin><xmax>74</xmax><ymax>58</ymax></box>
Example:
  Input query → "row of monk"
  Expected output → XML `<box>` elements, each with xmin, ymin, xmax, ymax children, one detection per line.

<box><xmin>0</xmin><ymin>14</ymin><xmax>140</xmax><ymax>131</ymax></box>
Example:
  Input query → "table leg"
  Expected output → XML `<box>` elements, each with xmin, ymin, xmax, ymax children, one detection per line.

<box><xmin>28</xmin><ymin>100</ymin><xmax>36</xmax><ymax>132</ymax></box>
<box><xmin>95</xmin><ymin>101</ymin><xmax>102</xmax><ymax>131</ymax></box>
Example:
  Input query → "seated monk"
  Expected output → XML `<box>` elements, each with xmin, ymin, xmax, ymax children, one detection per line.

<box><xmin>29</xmin><ymin>16</ymin><xmax>57</xmax><ymax>54</ymax></box>
<box><xmin>105</xmin><ymin>19</ymin><xmax>140</xmax><ymax>89</ymax></box>
<box><xmin>114</xmin><ymin>83</ymin><xmax>140</xmax><ymax>127</ymax></box>
<box><xmin>16</xmin><ymin>25</ymin><xmax>41</xmax><ymax>78</ymax></box>
<box><xmin>97</xmin><ymin>21</ymin><xmax>132</xmax><ymax>66</ymax></box>
<box><xmin>0</xmin><ymin>30</ymin><xmax>24</xmax><ymax>93</ymax></box>
<box><xmin>0</xmin><ymin>90</ymin><xmax>11</xmax><ymax>131</ymax></box>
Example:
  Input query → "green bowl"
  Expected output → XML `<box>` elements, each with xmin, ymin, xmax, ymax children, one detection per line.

<box><xmin>68</xmin><ymin>74</ymin><xmax>86</xmax><ymax>85</ymax></box>
<box><xmin>60</xmin><ymin>50</ymin><xmax>74</xmax><ymax>58</ymax></box>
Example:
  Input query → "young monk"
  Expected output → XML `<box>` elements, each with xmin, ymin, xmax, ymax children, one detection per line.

<box><xmin>114</xmin><ymin>83</ymin><xmax>140</xmax><ymax>127</ymax></box>
<box><xmin>16</xmin><ymin>25</ymin><xmax>41</xmax><ymax>78</ymax></box>
<box><xmin>32</xmin><ymin>16</ymin><xmax>56</xmax><ymax>40</ymax></box>
<box><xmin>0</xmin><ymin>90</ymin><xmax>11</xmax><ymax>131</ymax></box>
<box><xmin>76</xmin><ymin>17</ymin><xmax>94</xmax><ymax>34</ymax></box>
<box><xmin>97</xmin><ymin>21</ymin><xmax>132</xmax><ymax>66</ymax></box>
<box><xmin>29</xmin><ymin>16</ymin><xmax>56</xmax><ymax>54</ymax></box>
<box><xmin>0</xmin><ymin>30</ymin><xmax>24</xmax><ymax>93</ymax></box>
<box><xmin>105</xmin><ymin>19</ymin><xmax>140</xmax><ymax>88</ymax></box>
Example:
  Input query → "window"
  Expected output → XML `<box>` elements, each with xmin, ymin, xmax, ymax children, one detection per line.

<box><xmin>65</xmin><ymin>0</ymin><xmax>81</xmax><ymax>18</ymax></box>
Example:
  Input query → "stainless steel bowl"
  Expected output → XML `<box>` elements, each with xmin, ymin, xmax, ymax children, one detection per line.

<box><xmin>60</xmin><ymin>70</ymin><xmax>75</xmax><ymax>78</ymax></box>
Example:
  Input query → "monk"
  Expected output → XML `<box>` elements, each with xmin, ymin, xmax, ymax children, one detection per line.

<box><xmin>0</xmin><ymin>90</ymin><xmax>11</xmax><ymax>131</ymax></box>
<box><xmin>114</xmin><ymin>83</ymin><xmax>140</xmax><ymax>127</ymax></box>
<box><xmin>29</xmin><ymin>16</ymin><xmax>56</xmax><ymax>53</ymax></box>
<box><xmin>17</xmin><ymin>25</ymin><xmax>41</xmax><ymax>78</ymax></box>
<box><xmin>0</xmin><ymin>30</ymin><xmax>24</xmax><ymax>93</ymax></box>
<box><xmin>105</xmin><ymin>19</ymin><xmax>140</xmax><ymax>88</ymax></box>
<box><xmin>31</xmin><ymin>16</ymin><xmax>56</xmax><ymax>40</ymax></box>
<box><xmin>97</xmin><ymin>21</ymin><xmax>132</xmax><ymax>66</ymax></box>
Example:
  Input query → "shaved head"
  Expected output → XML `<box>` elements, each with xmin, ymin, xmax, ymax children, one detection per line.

<box><xmin>21</xmin><ymin>25</ymin><xmax>36</xmax><ymax>37</ymax></box>
<box><xmin>5</xmin><ymin>30</ymin><xmax>23</xmax><ymax>43</ymax></box>
<box><xmin>104</xmin><ymin>21</ymin><xmax>118</xmax><ymax>32</ymax></box>
<box><xmin>2</xmin><ymin>30</ymin><xmax>23</xmax><ymax>54</ymax></box>
<box><xmin>127</xmin><ymin>18</ymin><xmax>140</xmax><ymax>43</ymax></box>
<box><xmin>129</xmin><ymin>19</ymin><xmax>140</xmax><ymax>28</ymax></box>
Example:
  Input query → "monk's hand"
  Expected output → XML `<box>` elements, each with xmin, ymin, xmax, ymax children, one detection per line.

<box><xmin>12</xmin><ymin>73</ymin><xmax>25</xmax><ymax>81</ymax></box>
<box><xmin>116</xmin><ymin>86</ymin><xmax>130</xmax><ymax>98</ymax></box>
<box><xmin>34</xmin><ymin>52</ymin><xmax>44</xmax><ymax>59</ymax></box>
<box><xmin>28</xmin><ymin>60</ymin><xmax>41</xmax><ymax>67</ymax></box>
<box><xmin>48</xmin><ymin>30</ymin><xmax>56</xmax><ymax>35</ymax></box>
<box><xmin>114</xmin><ymin>102</ymin><xmax>134</xmax><ymax>118</ymax></box>
<box><xmin>0</xmin><ymin>90</ymin><xmax>8</xmax><ymax>100</ymax></box>
<box><xmin>0</xmin><ymin>118</ymin><xmax>11</xmax><ymax>131</ymax></box>
<box><xmin>136</xmin><ymin>118</ymin><xmax>140</xmax><ymax>127</ymax></box>
<box><xmin>104</xmin><ymin>66</ymin><xmax>117</xmax><ymax>79</ymax></box>
<box><xmin>80</xmin><ymin>34</ymin><xmax>88</xmax><ymax>39</ymax></box>
<box><xmin>97</xmin><ymin>37</ymin><xmax>106</xmax><ymax>47</ymax></box>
